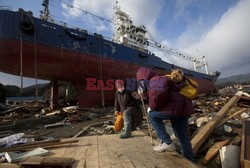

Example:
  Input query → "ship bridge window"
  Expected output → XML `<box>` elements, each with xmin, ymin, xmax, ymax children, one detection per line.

<box><xmin>137</xmin><ymin>38</ymin><xmax>142</xmax><ymax>42</ymax></box>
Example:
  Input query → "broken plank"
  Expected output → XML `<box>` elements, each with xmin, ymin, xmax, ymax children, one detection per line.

<box><xmin>72</xmin><ymin>121</ymin><xmax>106</xmax><ymax>138</ymax></box>
<box><xmin>241</xmin><ymin>119</ymin><xmax>250</xmax><ymax>168</ymax></box>
<box><xmin>191</xmin><ymin>95</ymin><xmax>240</xmax><ymax>155</ymax></box>
<box><xmin>44</xmin><ymin>119</ymin><xmax>67</xmax><ymax>129</ymax></box>
<box><xmin>21</xmin><ymin>156</ymin><xmax>74</xmax><ymax>167</ymax></box>
<box><xmin>0</xmin><ymin>140</ymin><xmax>59</xmax><ymax>152</ymax></box>
<box><xmin>203</xmin><ymin>140</ymin><xmax>230</xmax><ymax>164</ymax></box>
<box><xmin>0</xmin><ymin>163</ymin><xmax>20</xmax><ymax>168</ymax></box>
<box><xmin>218</xmin><ymin>108</ymin><xmax>247</xmax><ymax>127</ymax></box>
<box><xmin>0</xmin><ymin>140</ymin><xmax>78</xmax><ymax>152</ymax></box>
<box><xmin>1</xmin><ymin>106</ymin><xmax>26</xmax><ymax>115</ymax></box>
<box><xmin>45</xmin><ymin>110</ymin><xmax>61</xmax><ymax>116</ymax></box>
<box><xmin>21</xmin><ymin>156</ymin><xmax>44</xmax><ymax>165</ymax></box>
<box><xmin>72</xmin><ymin>126</ymin><xmax>89</xmax><ymax>139</ymax></box>
<box><xmin>42</xmin><ymin>156</ymin><xmax>74</xmax><ymax>165</ymax></box>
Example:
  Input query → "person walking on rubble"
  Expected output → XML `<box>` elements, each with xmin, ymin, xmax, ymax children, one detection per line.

<box><xmin>114</xmin><ymin>79</ymin><xmax>143</xmax><ymax>139</ymax></box>
<box><xmin>136</xmin><ymin>67</ymin><xmax>196</xmax><ymax>163</ymax></box>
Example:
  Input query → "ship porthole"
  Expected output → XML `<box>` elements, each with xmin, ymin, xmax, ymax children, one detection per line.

<box><xmin>20</xmin><ymin>21</ymin><xmax>34</xmax><ymax>34</ymax></box>
<box><xmin>123</xmin><ymin>37</ymin><xmax>128</xmax><ymax>44</ymax></box>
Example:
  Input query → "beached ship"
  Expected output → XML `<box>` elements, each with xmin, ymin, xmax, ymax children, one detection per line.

<box><xmin>0</xmin><ymin>1</ymin><xmax>220</xmax><ymax>108</ymax></box>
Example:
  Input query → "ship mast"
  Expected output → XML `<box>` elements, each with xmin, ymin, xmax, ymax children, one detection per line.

<box><xmin>41</xmin><ymin>0</ymin><xmax>49</xmax><ymax>21</ymax></box>
<box><xmin>153</xmin><ymin>43</ymin><xmax>210</xmax><ymax>74</ymax></box>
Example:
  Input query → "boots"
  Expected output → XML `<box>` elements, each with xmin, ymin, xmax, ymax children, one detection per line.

<box><xmin>120</xmin><ymin>123</ymin><xmax>132</xmax><ymax>139</ymax></box>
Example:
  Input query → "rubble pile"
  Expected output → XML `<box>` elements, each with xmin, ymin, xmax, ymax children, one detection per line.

<box><xmin>0</xmin><ymin>101</ymin><xmax>45</xmax><ymax>123</ymax></box>
<box><xmin>187</xmin><ymin>84</ymin><xmax>250</xmax><ymax>168</ymax></box>
<box><xmin>0</xmin><ymin>102</ymin><xmax>117</xmax><ymax>167</ymax></box>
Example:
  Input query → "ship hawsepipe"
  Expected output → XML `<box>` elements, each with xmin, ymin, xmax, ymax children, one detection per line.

<box><xmin>0</xmin><ymin>10</ymin><xmax>219</xmax><ymax>107</ymax></box>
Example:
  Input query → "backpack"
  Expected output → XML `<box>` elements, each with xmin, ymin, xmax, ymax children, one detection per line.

<box><xmin>165</xmin><ymin>74</ymin><xmax>199</xmax><ymax>100</ymax></box>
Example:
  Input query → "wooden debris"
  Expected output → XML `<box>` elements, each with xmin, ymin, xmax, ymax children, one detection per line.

<box><xmin>44</xmin><ymin>119</ymin><xmax>67</xmax><ymax>129</ymax></box>
<box><xmin>0</xmin><ymin>130</ymin><xmax>14</xmax><ymax>135</ymax></box>
<box><xmin>72</xmin><ymin>121</ymin><xmax>108</xmax><ymax>138</ymax></box>
<box><xmin>72</xmin><ymin>127</ymin><xmax>89</xmax><ymax>139</ymax></box>
<box><xmin>241</xmin><ymin>119</ymin><xmax>250</xmax><ymax>168</ymax></box>
<box><xmin>0</xmin><ymin>140</ymin><xmax>78</xmax><ymax>152</ymax></box>
<box><xmin>1</xmin><ymin>106</ymin><xmax>26</xmax><ymax>115</ymax></box>
<box><xmin>45</xmin><ymin>110</ymin><xmax>61</xmax><ymax>116</ymax></box>
<box><xmin>0</xmin><ymin>140</ymin><xmax>59</xmax><ymax>152</ymax></box>
<box><xmin>21</xmin><ymin>156</ymin><xmax>74</xmax><ymax>167</ymax></box>
<box><xmin>62</xmin><ymin>106</ymin><xmax>78</xmax><ymax>113</ymax></box>
<box><xmin>203</xmin><ymin>139</ymin><xmax>230</xmax><ymax>164</ymax></box>
<box><xmin>218</xmin><ymin>108</ymin><xmax>247</xmax><ymax>127</ymax></box>
<box><xmin>0</xmin><ymin>163</ymin><xmax>20</xmax><ymax>168</ymax></box>
<box><xmin>191</xmin><ymin>95</ymin><xmax>241</xmax><ymax>155</ymax></box>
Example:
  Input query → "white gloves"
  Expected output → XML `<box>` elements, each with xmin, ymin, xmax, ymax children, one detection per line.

<box><xmin>147</xmin><ymin>107</ymin><xmax>151</xmax><ymax>113</ymax></box>
<box><xmin>138</xmin><ymin>85</ymin><xmax>144</xmax><ymax>95</ymax></box>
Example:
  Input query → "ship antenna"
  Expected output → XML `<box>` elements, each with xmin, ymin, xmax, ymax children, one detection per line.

<box><xmin>115</xmin><ymin>1</ymin><xmax>119</xmax><ymax>10</ymax></box>
<box><xmin>41</xmin><ymin>0</ymin><xmax>49</xmax><ymax>21</ymax></box>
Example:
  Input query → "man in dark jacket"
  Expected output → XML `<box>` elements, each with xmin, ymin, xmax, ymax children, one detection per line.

<box><xmin>114</xmin><ymin>80</ymin><xmax>143</xmax><ymax>139</ymax></box>
<box><xmin>136</xmin><ymin>67</ymin><xmax>196</xmax><ymax>163</ymax></box>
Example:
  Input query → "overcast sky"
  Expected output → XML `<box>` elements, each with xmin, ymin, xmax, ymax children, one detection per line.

<box><xmin>0</xmin><ymin>0</ymin><xmax>249</xmax><ymax>87</ymax></box>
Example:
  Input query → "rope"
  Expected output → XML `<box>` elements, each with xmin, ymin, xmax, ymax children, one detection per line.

<box><xmin>19</xmin><ymin>10</ymin><xmax>38</xmax><ymax>102</ymax></box>
<box><xmin>27</xmin><ymin>14</ymin><xmax>38</xmax><ymax>103</ymax></box>
<box><xmin>97</xmin><ymin>37</ymin><xmax>105</xmax><ymax>108</ymax></box>
<box><xmin>56</xmin><ymin>0</ymin><xmax>112</xmax><ymax>23</ymax></box>
<box><xmin>20</xmin><ymin>11</ymin><xmax>24</xmax><ymax>93</ymax></box>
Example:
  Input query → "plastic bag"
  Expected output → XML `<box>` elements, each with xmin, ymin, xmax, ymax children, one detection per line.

<box><xmin>114</xmin><ymin>114</ymin><xmax>124</xmax><ymax>132</ymax></box>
